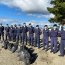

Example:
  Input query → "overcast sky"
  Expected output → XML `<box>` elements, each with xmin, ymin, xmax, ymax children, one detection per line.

<box><xmin>0</xmin><ymin>0</ymin><xmax>54</xmax><ymax>26</ymax></box>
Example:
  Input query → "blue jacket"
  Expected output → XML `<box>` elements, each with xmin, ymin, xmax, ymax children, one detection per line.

<box><xmin>17</xmin><ymin>27</ymin><xmax>22</xmax><ymax>35</ymax></box>
<box><xmin>60</xmin><ymin>29</ymin><xmax>65</xmax><ymax>40</ymax></box>
<box><xmin>0</xmin><ymin>26</ymin><xmax>4</xmax><ymax>34</ymax></box>
<box><xmin>49</xmin><ymin>29</ymin><xmax>58</xmax><ymax>37</ymax></box>
<box><xmin>43</xmin><ymin>29</ymin><xmax>49</xmax><ymax>37</ymax></box>
<box><xmin>28</xmin><ymin>26</ymin><xmax>34</xmax><ymax>34</ymax></box>
<box><xmin>22</xmin><ymin>26</ymin><xmax>28</xmax><ymax>33</ymax></box>
<box><xmin>34</xmin><ymin>28</ymin><xmax>41</xmax><ymax>36</ymax></box>
<box><xmin>9</xmin><ymin>27</ymin><xmax>14</xmax><ymax>34</ymax></box>
<box><xmin>5</xmin><ymin>27</ymin><xmax>10</xmax><ymax>33</ymax></box>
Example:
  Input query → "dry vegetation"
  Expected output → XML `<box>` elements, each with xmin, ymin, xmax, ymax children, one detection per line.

<box><xmin>0</xmin><ymin>37</ymin><xmax>65</xmax><ymax>65</ymax></box>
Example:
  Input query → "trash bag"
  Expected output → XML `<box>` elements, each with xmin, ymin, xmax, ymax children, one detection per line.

<box><xmin>18</xmin><ymin>46</ymin><xmax>31</xmax><ymax>65</ymax></box>
<box><xmin>11</xmin><ymin>44</ymin><xmax>18</xmax><ymax>53</ymax></box>
<box><xmin>2</xmin><ymin>40</ymin><xmax>9</xmax><ymax>49</ymax></box>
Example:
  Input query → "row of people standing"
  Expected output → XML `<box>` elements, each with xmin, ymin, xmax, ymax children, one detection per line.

<box><xmin>42</xmin><ymin>24</ymin><xmax>65</xmax><ymax>57</ymax></box>
<box><xmin>4</xmin><ymin>23</ymin><xmax>41</xmax><ymax>48</ymax></box>
<box><xmin>43</xmin><ymin>24</ymin><xmax>65</xmax><ymax>57</ymax></box>
<box><xmin>0</xmin><ymin>23</ymin><xmax>65</xmax><ymax>56</ymax></box>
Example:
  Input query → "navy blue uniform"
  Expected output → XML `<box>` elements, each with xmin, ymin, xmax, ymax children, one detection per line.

<box><xmin>16</xmin><ymin>27</ymin><xmax>22</xmax><ymax>43</ymax></box>
<box><xmin>49</xmin><ymin>29</ymin><xmax>58</xmax><ymax>53</ymax></box>
<box><xmin>28</xmin><ymin>26</ymin><xmax>34</xmax><ymax>46</ymax></box>
<box><xmin>13</xmin><ymin>27</ymin><xmax>18</xmax><ymax>41</ymax></box>
<box><xmin>34</xmin><ymin>28</ymin><xmax>41</xmax><ymax>48</ymax></box>
<box><xmin>0</xmin><ymin>26</ymin><xmax>4</xmax><ymax>41</ymax></box>
<box><xmin>59</xmin><ymin>28</ymin><xmax>65</xmax><ymax>56</ymax></box>
<box><xmin>0</xmin><ymin>26</ymin><xmax>4</xmax><ymax>35</ymax></box>
<box><xmin>43</xmin><ymin>29</ymin><xmax>49</xmax><ymax>50</ymax></box>
<box><xmin>9</xmin><ymin>27</ymin><xmax>14</xmax><ymax>41</ymax></box>
<box><xmin>4</xmin><ymin>26</ymin><xmax>10</xmax><ymax>40</ymax></box>
<box><xmin>22</xmin><ymin>26</ymin><xmax>28</xmax><ymax>45</ymax></box>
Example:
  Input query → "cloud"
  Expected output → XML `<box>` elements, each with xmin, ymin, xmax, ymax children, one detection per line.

<box><xmin>0</xmin><ymin>0</ymin><xmax>52</xmax><ymax>14</ymax></box>
<box><xmin>0</xmin><ymin>18</ymin><xmax>36</xmax><ymax>26</ymax></box>
<box><xmin>0</xmin><ymin>18</ymin><xmax>14</xmax><ymax>23</ymax></box>
<box><xmin>37</xmin><ymin>21</ymin><xmax>53</xmax><ymax>26</ymax></box>
<box><xmin>0</xmin><ymin>18</ymin><xmax>22</xmax><ymax>25</ymax></box>
<box><xmin>0</xmin><ymin>18</ymin><xmax>54</xmax><ymax>27</ymax></box>
<box><xmin>26</xmin><ymin>20</ymin><xmax>54</xmax><ymax>27</ymax></box>
<box><xmin>28</xmin><ymin>13</ymin><xmax>54</xmax><ymax>18</ymax></box>
<box><xmin>43</xmin><ymin>14</ymin><xmax>54</xmax><ymax>18</ymax></box>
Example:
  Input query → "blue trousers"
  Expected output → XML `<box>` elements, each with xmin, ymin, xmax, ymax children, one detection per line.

<box><xmin>22</xmin><ymin>33</ymin><xmax>27</xmax><ymax>45</ymax></box>
<box><xmin>16</xmin><ymin>33</ymin><xmax>22</xmax><ymax>42</ymax></box>
<box><xmin>50</xmin><ymin>37</ymin><xmax>57</xmax><ymax>52</ymax></box>
<box><xmin>43</xmin><ymin>37</ymin><xmax>48</xmax><ymax>49</ymax></box>
<box><xmin>5</xmin><ymin>33</ymin><xmax>9</xmax><ymax>40</ymax></box>
<box><xmin>60</xmin><ymin>40</ymin><xmax>65</xmax><ymax>55</ymax></box>
<box><xmin>9</xmin><ymin>33</ymin><xmax>13</xmax><ymax>41</ymax></box>
<box><xmin>13</xmin><ymin>33</ymin><xmax>17</xmax><ymax>41</ymax></box>
<box><xmin>35</xmin><ymin>35</ymin><xmax>40</xmax><ymax>48</ymax></box>
<box><xmin>29</xmin><ymin>34</ymin><xmax>34</xmax><ymax>45</ymax></box>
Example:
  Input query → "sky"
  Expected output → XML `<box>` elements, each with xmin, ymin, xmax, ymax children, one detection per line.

<box><xmin>0</xmin><ymin>0</ymin><xmax>54</xmax><ymax>27</ymax></box>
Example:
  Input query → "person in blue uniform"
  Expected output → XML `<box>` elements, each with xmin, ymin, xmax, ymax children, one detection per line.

<box><xmin>49</xmin><ymin>24</ymin><xmax>58</xmax><ymax>53</ymax></box>
<box><xmin>28</xmin><ymin>23</ymin><xmax>34</xmax><ymax>46</ymax></box>
<box><xmin>34</xmin><ymin>25</ymin><xmax>41</xmax><ymax>48</ymax></box>
<box><xmin>43</xmin><ymin>25</ymin><xmax>49</xmax><ymax>51</ymax></box>
<box><xmin>0</xmin><ymin>23</ymin><xmax>4</xmax><ymax>42</ymax></box>
<box><xmin>59</xmin><ymin>23</ymin><xmax>65</xmax><ymax>57</ymax></box>
<box><xmin>4</xmin><ymin>24</ymin><xmax>10</xmax><ymax>40</ymax></box>
<box><xmin>13</xmin><ymin>24</ymin><xmax>18</xmax><ymax>42</ymax></box>
<box><xmin>16</xmin><ymin>24</ymin><xmax>22</xmax><ymax>44</ymax></box>
<box><xmin>9</xmin><ymin>25</ymin><xmax>14</xmax><ymax>41</ymax></box>
<box><xmin>22</xmin><ymin>23</ymin><xmax>28</xmax><ymax>45</ymax></box>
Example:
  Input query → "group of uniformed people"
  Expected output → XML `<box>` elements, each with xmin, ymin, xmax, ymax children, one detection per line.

<box><xmin>0</xmin><ymin>23</ymin><xmax>65</xmax><ymax>57</ymax></box>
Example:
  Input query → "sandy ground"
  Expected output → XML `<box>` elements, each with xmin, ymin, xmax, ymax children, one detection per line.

<box><xmin>0</xmin><ymin>37</ymin><xmax>65</xmax><ymax>65</ymax></box>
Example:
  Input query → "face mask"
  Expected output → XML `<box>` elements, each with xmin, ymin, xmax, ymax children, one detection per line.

<box><xmin>53</xmin><ymin>26</ymin><xmax>57</xmax><ymax>30</ymax></box>
<box><xmin>49</xmin><ymin>29</ymin><xmax>51</xmax><ymax>31</ymax></box>
<box><xmin>63</xmin><ymin>29</ymin><xmax>65</xmax><ymax>31</ymax></box>
<box><xmin>44</xmin><ymin>27</ymin><xmax>47</xmax><ymax>30</ymax></box>
<box><xmin>63</xmin><ymin>26</ymin><xmax>65</xmax><ymax>29</ymax></box>
<box><xmin>36</xmin><ymin>27</ymin><xmax>38</xmax><ymax>29</ymax></box>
